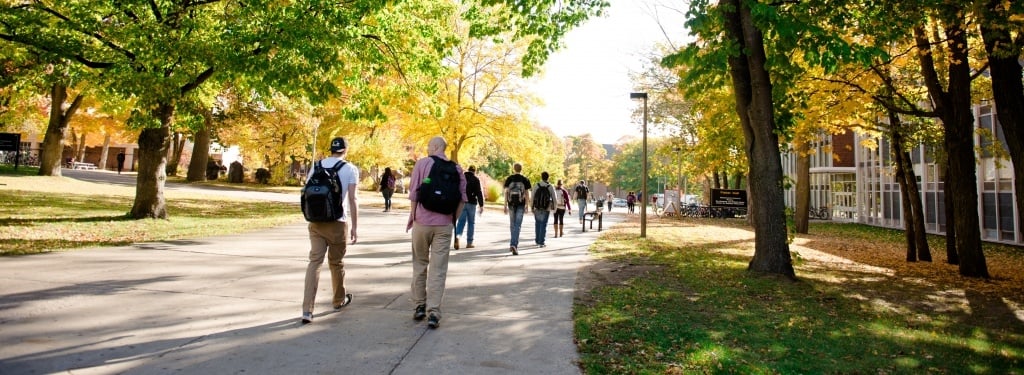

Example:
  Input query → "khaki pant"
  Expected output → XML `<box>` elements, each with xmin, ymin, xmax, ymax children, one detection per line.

<box><xmin>410</xmin><ymin>223</ymin><xmax>452</xmax><ymax>318</ymax></box>
<box><xmin>303</xmin><ymin>221</ymin><xmax>349</xmax><ymax>313</ymax></box>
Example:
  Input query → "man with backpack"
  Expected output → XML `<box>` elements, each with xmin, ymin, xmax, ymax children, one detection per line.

<box><xmin>574</xmin><ymin>180</ymin><xmax>590</xmax><ymax>224</ymax></box>
<box><xmin>300</xmin><ymin>137</ymin><xmax>359</xmax><ymax>324</ymax></box>
<box><xmin>503</xmin><ymin>163</ymin><xmax>531</xmax><ymax>255</ymax></box>
<box><xmin>406</xmin><ymin>136</ymin><xmax>467</xmax><ymax>329</ymax></box>
<box><xmin>531</xmin><ymin>171</ymin><xmax>557</xmax><ymax>247</ymax></box>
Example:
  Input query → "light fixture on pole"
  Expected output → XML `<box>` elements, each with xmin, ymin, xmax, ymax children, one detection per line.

<box><xmin>630</xmin><ymin>92</ymin><xmax>648</xmax><ymax>238</ymax></box>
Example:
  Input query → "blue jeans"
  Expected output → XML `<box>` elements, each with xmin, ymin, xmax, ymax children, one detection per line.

<box><xmin>577</xmin><ymin>199</ymin><xmax>587</xmax><ymax>221</ymax></box>
<box><xmin>534</xmin><ymin>210</ymin><xmax>550</xmax><ymax>245</ymax></box>
<box><xmin>455</xmin><ymin>203</ymin><xmax>477</xmax><ymax>244</ymax></box>
<box><xmin>508</xmin><ymin>205</ymin><xmax>525</xmax><ymax>248</ymax></box>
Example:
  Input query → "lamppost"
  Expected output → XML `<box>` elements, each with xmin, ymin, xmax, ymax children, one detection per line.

<box><xmin>630</xmin><ymin>92</ymin><xmax>648</xmax><ymax>238</ymax></box>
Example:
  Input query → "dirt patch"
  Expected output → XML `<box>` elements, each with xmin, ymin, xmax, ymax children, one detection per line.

<box><xmin>574</xmin><ymin>260</ymin><xmax>665</xmax><ymax>308</ymax></box>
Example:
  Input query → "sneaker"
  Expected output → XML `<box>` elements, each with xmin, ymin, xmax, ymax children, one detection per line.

<box><xmin>466</xmin><ymin>243</ymin><xmax>475</xmax><ymax>249</ymax></box>
<box><xmin>413</xmin><ymin>304</ymin><xmax>427</xmax><ymax>320</ymax></box>
<box><xmin>510</xmin><ymin>246</ymin><xmax>518</xmax><ymax>256</ymax></box>
<box><xmin>427</xmin><ymin>313</ymin><xmax>440</xmax><ymax>329</ymax></box>
<box><xmin>454</xmin><ymin>237</ymin><xmax>460</xmax><ymax>250</ymax></box>
<box><xmin>333</xmin><ymin>294</ymin><xmax>353</xmax><ymax>310</ymax></box>
<box><xmin>301</xmin><ymin>312</ymin><xmax>313</xmax><ymax>324</ymax></box>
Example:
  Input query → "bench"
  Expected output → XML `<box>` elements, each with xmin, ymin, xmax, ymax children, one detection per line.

<box><xmin>582</xmin><ymin>204</ymin><xmax>604</xmax><ymax>232</ymax></box>
<box><xmin>72</xmin><ymin>162</ymin><xmax>97</xmax><ymax>170</ymax></box>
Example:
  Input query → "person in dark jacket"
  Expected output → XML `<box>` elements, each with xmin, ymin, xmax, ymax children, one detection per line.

<box><xmin>454</xmin><ymin>166</ymin><xmax>484</xmax><ymax>249</ymax></box>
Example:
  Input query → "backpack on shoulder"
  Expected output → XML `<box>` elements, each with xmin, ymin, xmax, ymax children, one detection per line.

<box><xmin>417</xmin><ymin>156</ymin><xmax>461</xmax><ymax>215</ymax></box>
<box><xmin>508</xmin><ymin>180</ymin><xmax>527</xmax><ymax>206</ymax></box>
<box><xmin>532</xmin><ymin>184</ymin><xmax>553</xmax><ymax>211</ymax></box>
<box><xmin>301</xmin><ymin>160</ymin><xmax>346</xmax><ymax>222</ymax></box>
<box><xmin>574</xmin><ymin>185</ymin><xmax>589</xmax><ymax>200</ymax></box>
<box><xmin>554</xmin><ymin>187</ymin><xmax>566</xmax><ymax>208</ymax></box>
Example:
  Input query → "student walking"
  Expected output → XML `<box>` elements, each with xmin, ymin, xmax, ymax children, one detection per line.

<box><xmin>455</xmin><ymin>166</ymin><xmax>484</xmax><ymax>249</ymax></box>
<box><xmin>406</xmin><ymin>136</ymin><xmax>467</xmax><ymax>329</ymax></box>
<box><xmin>552</xmin><ymin>180</ymin><xmax>572</xmax><ymax>237</ymax></box>
<box><xmin>116</xmin><ymin>152</ymin><xmax>125</xmax><ymax>174</ymax></box>
<box><xmin>627</xmin><ymin>191</ymin><xmax>636</xmax><ymax>214</ymax></box>
<box><xmin>301</xmin><ymin>137</ymin><xmax>359</xmax><ymax>324</ymax></box>
<box><xmin>574</xmin><ymin>180</ymin><xmax>589</xmax><ymax>224</ymax></box>
<box><xmin>380</xmin><ymin>167</ymin><xmax>396</xmax><ymax>212</ymax></box>
<box><xmin>503</xmin><ymin>163</ymin><xmax>531</xmax><ymax>255</ymax></box>
<box><xmin>531</xmin><ymin>171</ymin><xmax>556</xmax><ymax>247</ymax></box>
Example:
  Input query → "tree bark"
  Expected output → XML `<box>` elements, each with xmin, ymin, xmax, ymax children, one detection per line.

<box><xmin>38</xmin><ymin>83</ymin><xmax>82</xmax><ymax>176</ymax></box>
<box><xmin>795</xmin><ymin>141</ymin><xmax>810</xmax><ymax>234</ymax></box>
<box><xmin>100</xmin><ymin>133</ymin><xmax>111</xmax><ymax>171</ymax></box>
<box><xmin>980</xmin><ymin>2</ymin><xmax>1024</xmax><ymax>242</ymax></box>
<box><xmin>166</xmin><ymin>132</ymin><xmax>185</xmax><ymax>176</ymax></box>
<box><xmin>130</xmin><ymin>103</ymin><xmax>174</xmax><ymax>219</ymax></box>
<box><xmin>943</xmin><ymin>164</ymin><xmax>959</xmax><ymax>264</ymax></box>
<box><xmin>723</xmin><ymin>0</ymin><xmax>794</xmax><ymax>279</ymax></box>
<box><xmin>913</xmin><ymin>15</ymin><xmax>986</xmax><ymax>277</ymax></box>
<box><xmin>186</xmin><ymin>112</ymin><xmax>212</xmax><ymax>182</ymax></box>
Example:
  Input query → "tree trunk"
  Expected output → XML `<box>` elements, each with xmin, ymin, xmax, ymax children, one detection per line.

<box><xmin>795</xmin><ymin>141</ymin><xmax>810</xmax><ymax>234</ymax></box>
<box><xmin>890</xmin><ymin>118</ymin><xmax>917</xmax><ymax>261</ymax></box>
<box><xmin>913</xmin><ymin>15</ymin><xmax>986</xmax><ymax>277</ymax></box>
<box><xmin>166</xmin><ymin>132</ymin><xmax>184</xmax><ymax>176</ymax></box>
<box><xmin>713</xmin><ymin>170</ymin><xmax>721</xmax><ymax>189</ymax></box>
<box><xmin>38</xmin><ymin>83</ymin><xmax>82</xmax><ymax>176</ymax></box>
<box><xmin>980</xmin><ymin>4</ymin><xmax>1024</xmax><ymax>242</ymax></box>
<box><xmin>943</xmin><ymin>164</ymin><xmax>959</xmax><ymax>264</ymax></box>
<box><xmin>900</xmin><ymin>145</ymin><xmax>931</xmax><ymax>262</ymax></box>
<box><xmin>100</xmin><ymin>134</ymin><xmax>111</xmax><ymax>171</ymax></box>
<box><xmin>76</xmin><ymin>133</ymin><xmax>86</xmax><ymax>163</ymax></box>
<box><xmin>732</xmin><ymin>172</ymin><xmax>743</xmax><ymax>189</ymax></box>
<box><xmin>723</xmin><ymin>0</ymin><xmax>794</xmax><ymax>279</ymax></box>
<box><xmin>130</xmin><ymin>103</ymin><xmax>174</xmax><ymax>219</ymax></box>
<box><xmin>186</xmin><ymin>112</ymin><xmax>212</xmax><ymax>182</ymax></box>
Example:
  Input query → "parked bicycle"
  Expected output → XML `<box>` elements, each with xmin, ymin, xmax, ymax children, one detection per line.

<box><xmin>808</xmin><ymin>206</ymin><xmax>830</xmax><ymax>220</ymax></box>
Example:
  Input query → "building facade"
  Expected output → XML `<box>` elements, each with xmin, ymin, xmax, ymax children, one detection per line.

<box><xmin>782</xmin><ymin>104</ymin><xmax>1021</xmax><ymax>246</ymax></box>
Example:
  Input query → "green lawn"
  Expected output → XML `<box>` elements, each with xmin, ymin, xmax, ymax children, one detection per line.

<box><xmin>576</xmin><ymin>217</ymin><xmax>1024</xmax><ymax>374</ymax></box>
<box><xmin>0</xmin><ymin>167</ymin><xmax>302</xmax><ymax>255</ymax></box>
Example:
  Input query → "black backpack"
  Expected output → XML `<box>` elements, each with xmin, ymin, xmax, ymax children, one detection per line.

<box><xmin>416</xmin><ymin>156</ymin><xmax>461</xmax><ymax>215</ymax></box>
<box><xmin>301</xmin><ymin>160</ymin><xmax>346</xmax><ymax>222</ymax></box>
<box><xmin>574</xmin><ymin>184</ymin><xmax>589</xmax><ymax>200</ymax></box>
<box><xmin>532</xmin><ymin>184</ymin><xmax>553</xmax><ymax>210</ymax></box>
<box><xmin>507</xmin><ymin>179</ymin><xmax>527</xmax><ymax>206</ymax></box>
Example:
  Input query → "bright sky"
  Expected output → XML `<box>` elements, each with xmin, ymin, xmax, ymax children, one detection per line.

<box><xmin>528</xmin><ymin>1</ymin><xmax>689</xmax><ymax>145</ymax></box>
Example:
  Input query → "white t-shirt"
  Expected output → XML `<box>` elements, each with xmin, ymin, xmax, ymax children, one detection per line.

<box><xmin>307</xmin><ymin>156</ymin><xmax>359</xmax><ymax>222</ymax></box>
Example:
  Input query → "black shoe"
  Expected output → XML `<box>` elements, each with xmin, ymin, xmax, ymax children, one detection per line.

<box><xmin>333</xmin><ymin>294</ymin><xmax>353</xmax><ymax>310</ymax></box>
<box><xmin>414</xmin><ymin>304</ymin><xmax>427</xmax><ymax>320</ymax></box>
<box><xmin>427</xmin><ymin>313</ymin><xmax>440</xmax><ymax>329</ymax></box>
<box><xmin>510</xmin><ymin>246</ymin><xmax>518</xmax><ymax>256</ymax></box>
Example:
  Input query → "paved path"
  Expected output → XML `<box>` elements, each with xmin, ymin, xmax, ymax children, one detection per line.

<box><xmin>0</xmin><ymin>172</ymin><xmax>623</xmax><ymax>374</ymax></box>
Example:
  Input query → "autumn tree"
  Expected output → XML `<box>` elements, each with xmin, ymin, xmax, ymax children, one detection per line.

<box><xmin>564</xmin><ymin>134</ymin><xmax>607</xmax><ymax>185</ymax></box>
<box><xmin>978</xmin><ymin>0</ymin><xmax>1024</xmax><ymax>242</ymax></box>
<box><xmin>674</xmin><ymin>0</ymin><xmax>797</xmax><ymax>278</ymax></box>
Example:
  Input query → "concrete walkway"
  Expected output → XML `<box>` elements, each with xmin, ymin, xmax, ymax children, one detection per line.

<box><xmin>0</xmin><ymin>180</ymin><xmax>622</xmax><ymax>374</ymax></box>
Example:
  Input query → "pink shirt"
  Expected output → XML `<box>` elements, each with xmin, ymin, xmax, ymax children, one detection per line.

<box><xmin>408</xmin><ymin>152</ymin><xmax>467</xmax><ymax>226</ymax></box>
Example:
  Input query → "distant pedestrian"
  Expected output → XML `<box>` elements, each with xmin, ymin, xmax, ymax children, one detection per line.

<box><xmin>553</xmin><ymin>180</ymin><xmax>571</xmax><ymax>237</ymax></box>
<box><xmin>116</xmin><ymin>152</ymin><xmax>125</xmax><ymax>174</ymax></box>
<box><xmin>503</xmin><ymin>163</ymin><xmax>531</xmax><ymax>255</ymax></box>
<box><xmin>606</xmin><ymin>191</ymin><xmax>613</xmax><ymax>211</ymax></box>
<box><xmin>531</xmin><ymin>171</ymin><xmax>556</xmax><ymax>247</ymax></box>
<box><xmin>301</xmin><ymin>137</ymin><xmax>359</xmax><ymax>324</ymax></box>
<box><xmin>407</xmin><ymin>136</ymin><xmax>467</xmax><ymax>329</ymax></box>
<box><xmin>455</xmin><ymin>166</ymin><xmax>484</xmax><ymax>249</ymax></box>
<box><xmin>626</xmin><ymin>191</ymin><xmax>636</xmax><ymax>214</ymax></box>
<box><xmin>573</xmin><ymin>180</ymin><xmax>589</xmax><ymax>224</ymax></box>
<box><xmin>380</xmin><ymin>167</ymin><xmax>396</xmax><ymax>212</ymax></box>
